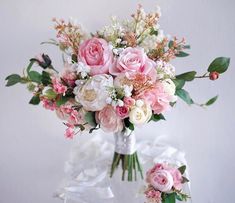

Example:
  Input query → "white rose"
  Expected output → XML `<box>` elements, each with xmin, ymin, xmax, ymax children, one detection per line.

<box><xmin>74</xmin><ymin>74</ymin><xmax>113</xmax><ymax>111</ymax></box>
<box><xmin>129</xmin><ymin>103</ymin><xmax>152</xmax><ymax>125</ymax></box>
<box><xmin>161</xmin><ymin>79</ymin><xmax>177</xmax><ymax>102</ymax></box>
<box><xmin>150</xmin><ymin>170</ymin><xmax>174</xmax><ymax>192</ymax></box>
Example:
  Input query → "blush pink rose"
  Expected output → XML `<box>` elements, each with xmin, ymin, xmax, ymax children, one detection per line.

<box><xmin>135</xmin><ymin>82</ymin><xmax>171</xmax><ymax>114</ymax></box>
<box><xmin>110</xmin><ymin>47</ymin><xmax>157</xmax><ymax>81</ymax></box>
<box><xmin>123</xmin><ymin>97</ymin><xmax>135</xmax><ymax>107</ymax></box>
<box><xmin>78</xmin><ymin>37</ymin><xmax>113</xmax><ymax>76</ymax></box>
<box><xmin>149</xmin><ymin>170</ymin><xmax>174</xmax><ymax>192</ymax></box>
<box><xmin>96</xmin><ymin>105</ymin><xmax>123</xmax><ymax>133</ymax></box>
<box><xmin>116</xmin><ymin>105</ymin><xmax>129</xmax><ymax>119</ymax></box>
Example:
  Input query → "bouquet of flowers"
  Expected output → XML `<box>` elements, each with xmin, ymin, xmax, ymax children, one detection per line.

<box><xmin>5</xmin><ymin>5</ymin><xmax>230</xmax><ymax>182</ymax></box>
<box><xmin>145</xmin><ymin>163</ymin><xmax>190</xmax><ymax>203</ymax></box>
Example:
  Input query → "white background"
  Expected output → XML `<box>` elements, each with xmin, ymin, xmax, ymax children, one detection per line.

<box><xmin>0</xmin><ymin>0</ymin><xmax>235</xmax><ymax>202</ymax></box>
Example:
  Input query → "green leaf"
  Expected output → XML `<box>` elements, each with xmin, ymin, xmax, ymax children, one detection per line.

<box><xmin>41</xmin><ymin>71</ymin><xmax>51</xmax><ymax>85</ymax></box>
<box><xmin>207</xmin><ymin>57</ymin><xmax>230</xmax><ymax>73</ymax></box>
<box><xmin>182</xmin><ymin>176</ymin><xmax>190</xmax><ymax>183</ymax></box>
<box><xmin>28</xmin><ymin>71</ymin><xmax>42</xmax><ymax>83</ymax></box>
<box><xmin>163</xmin><ymin>193</ymin><xmax>176</xmax><ymax>203</ymax></box>
<box><xmin>29</xmin><ymin>95</ymin><xmax>40</xmax><ymax>105</ymax></box>
<box><xmin>124</xmin><ymin>118</ymin><xmax>134</xmax><ymax>131</ymax></box>
<box><xmin>172</xmin><ymin>79</ymin><xmax>185</xmax><ymax>90</ymax></box>
<box><xmin>56</xmin><ymin>96</ymin><xmax>70</xmax><ymax>107</ymax></box>
<box><xmin>168</xmin><ymin>40</ymin><xmax>174</xmax><ymax>48</ymax></box>
<box><xmin>44</xmin><ymin>89</ymin><xmax>57</xmax><ymax>99</ymax></box>
<box><xmin>27</xmin><ymin>60</ymin><xmax>36</xmax><ymax>74</ymax></box>
<box><xmin>183</xmin><ymin>44</ymin><xmax>191</xmax><ymax>49</ymax></box>
<box><xmin>205</xmin><ymin>95</ymin><xmax>218</xmax><ymax>106</ymax></box>
<box><xmin>85</xmin><ymin>112</ymin><xmax>97</xmax><ymax>127</ymax></box>
<box><xmin>150</xmin><ymin>113</ymin><xmax>165</xmax><ymax>122</ymax></box>
<box><xmin>175</xmin><ymin>51</ymin><xmax>189</xmax><ymax>57</ymax></box>
<box><xmin>5</xmin><ymin>74</ymin><xmax>22</xmax><ymax>86</ymax></box>
<box><xmin>176</xmin><ymin>71</ymin><xmax>197</xmax><ymax>81</ymax></box>
<box><xmin>175</xmin><ymin>89</ymin><xmax>194</xmax><ymax>105</ymax></box>
<box><xmin>150</xmin><ymin>28</ymin><xmax>158</xmax><ymax>36</ymax></box>
<box><xmin>178</xmin><ymin>165</ymin><xmax>186</xmax><ymax>174</ymax></box>
<box><xmin>176</xmin><ymin>193</ymin><xmax>183</xmax><ymax>201</ymax></box>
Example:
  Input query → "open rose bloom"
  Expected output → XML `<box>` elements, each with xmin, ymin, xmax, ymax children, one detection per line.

<box><xmin>5</xmin><ymin>4</ymin><xmax>230</xmax><ymax>184</ymax></box>
<box><xmin>145</xmin><ymin>163</ymin><xmax>190</xmax><ymax>203</ymax></box>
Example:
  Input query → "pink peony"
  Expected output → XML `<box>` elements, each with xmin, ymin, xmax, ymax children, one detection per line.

<box><xmin>116</xmin><ymin>105</ymin><xmax>129</xmax><ymax>119</ymax></box>
<box><xmin>78</xmin><ymin>37</ymin><xmax>113</xmax><ymax>76</ymax></box>
<box><xmin>168</xmin><ymin>168</ymin><xmax>183</xmax><ymax>190</ymax></box>
<box><xmin>52</xmin><ymin>78</ymin><xmax>67</xmax><ymax>94</ymax></box>
<box><xmin>136</xmin><ymin>82</ymin><xmax>171</xmax><ymax>114</ymax></box>
<box><xmin>110</xmin><ymin>47</ymin><xmax>157</xmax><ymax>81</ymax></box>
<box><xmin>96</xmin><ymin>105</ymin><xmax>123</xmax><ymax>133</ymax></box>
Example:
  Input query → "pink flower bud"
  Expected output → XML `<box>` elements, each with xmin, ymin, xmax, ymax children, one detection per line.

<box><xmin>209</xmin><ymin>71</ymin><xmax>219</xmax><ymax>80</ymax></box>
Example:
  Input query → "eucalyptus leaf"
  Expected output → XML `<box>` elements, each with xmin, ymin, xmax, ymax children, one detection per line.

<box><xmin>175</xmin><ymin>51</ymin><xmax>189</xmax><ymax>57</ymax></box>
<box><xmin>5</xmin><ymin>74</ymin><xmax>22</xmax><ymax>86</ymax></box>
<box><xmin>175</xmin><ymin>89</ymin><xmax>194</xmax><ymax>105</ymax></box>
<box><xmin>176</xmin><ymin>71</ymin><xmax>196</xmax><ymax>81</ymax></box>
<box><xmin>205</xmin><ymin>95</ymin><xmax>218</xmax><ymax>106</ymax></box>
<box><xmin>208</xmin><ymin>57</ymin><xmax>230</xmax><ymax>73</ymax></box>
<box><xmin>28</xmin><ymin>71</ymin><xmax>42</xmax><ymax>83</ymax></box>
<box><xmin>29</xmin><ymin>95</ymin><xmax>40</xmax><ymax>105</ymax></box>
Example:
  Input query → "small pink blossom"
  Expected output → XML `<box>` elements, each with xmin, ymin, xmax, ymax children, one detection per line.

<box><xmin>61</xmin><ymin>63</ymin><xmax>77</xmax><ymax>86</ymax></box>
<box><xmin>42</xmin><ymin>98</ymin><xmax>56</xmax><ymax>111</ymax></box>
<box><xmin>116</xmin><ymin>105</ymin><xmax>129</xmax><ymax>119</ymax></box>
<box><xmin>145</xmin><ymin>187</ymin><xmax>162</xmax><ymax>203</ymax></box>
<box><xmin>78</xmin><ymin>37</ymin><xmax>113</xmax><ymax>76</ymax></box>
<box><xmin>52</xmin><ymin>78</ymin><xmax>67</xmax><ymax>94</ymax></box>
<box><xmin>65</xmin><ymin>123</ymin><xmax>75</xmax><ymax>139</ymax></box>
<box><xmin>123</xmin><ymin>97</ymin><xmax>135</xmax><ymax>107</ymax></box>
<box><xmin>96</xmin><ymin>105</ymin><xmax>123</xmax><ymax>133</ymax></box>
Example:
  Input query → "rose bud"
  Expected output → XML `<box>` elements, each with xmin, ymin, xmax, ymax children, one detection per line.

<box><xmin>209</xmin><ymin>71</ymin><xmax>219</xmax><ymax>80</ymax></box>
<box><xmin>32</xmin><ymin>53</ymin><xmax>52</xmax><ymax>69</ymax></box>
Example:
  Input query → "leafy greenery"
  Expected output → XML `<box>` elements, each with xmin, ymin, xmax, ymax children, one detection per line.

<box><xmin>176</xmin><ymin>71</ymin><xmax>197</xmax><ymax>81</ymax></box>
<box><xmin>178</xmin><ymin>165</ymin><xmax>186</xmax><ymax>174</ymax></box>
<box><xmin>175</xmin><ymin>89</ymin><xmax>194</xmax><ymax>105</ymax></box>
<box><xmin>41</xmin><ymin>71</ymin><xmax>51</xmax><ymax>85</ymax></box>
<box><xmin>150</xmin><ymin>113</ymin><xmax>165</xmax><ymax>122</ymax></box>
<box><xmin>5</xmin><ymin>74</ymin><xmax>22</xmax><ymax>86</ymax></box>
<box><xmin>205</xmin><ymin>95</ymin><xmax>218</xmax><ymax>106</ymax></box>
<box><xmin>208</xmin><ymin>57</ymin><xmax>230</xmax><ymax>73</ymax></box>
<box><xmin>56</xmin><ymin>96</ymin><xmax>70</xmax><ymax>107</ymax></box>
<box><xmin>124</xmin><ymin>118</ymin><xmax>134</xmax><ymax>131</ymax></box>
<box><xmin>29</xmin><ymin>95</ymin><xmax>40</xmax><ymax>105</ymax></box>
<box><xmin>163</xmin><ymin>193</ymin><xmax>176</xmax><ymax>203</ymax></box>
<box><xmin>175</xmin><ymin>51</ymin><xmax>189</xmax><ymax>57</ymax></box>
<box><xmin>172</xmin><ymin>79</ymin><xmax>185</xmax><ymax>90</ymax></box>
<box><xmin>44</xmin><ymin>89</ymin><xmax>57</xmax><ymax>99</ymax></box>
<box><xmin>85</xmin><ymin>111</ymin><xmax>97</xmax><ymax>127</ymax></box>
<box><xmin>28</xmin><ymin>71</ymin><xmax>42</xmax><ymax>83</ymax></box>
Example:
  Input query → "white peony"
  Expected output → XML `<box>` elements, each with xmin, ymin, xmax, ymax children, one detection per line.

<box><xmin>129</xmin><ymin>103</ymin><xmax>152</xmax><ymax>125</ymax></box>
<box><xmin>74</xmin><ymin>74</ymin><xmax>113</xmax><ymax>111</ymax></box>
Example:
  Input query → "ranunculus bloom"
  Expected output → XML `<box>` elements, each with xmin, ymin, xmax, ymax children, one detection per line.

<box><xmin>96</xmin><ymin>105</ymin><xmax>123</xmax><ymax>133</ymax></box>
<box><xmin>150</xmin><ymin>169</ymin><xmax>174</xmax><ymax>192</ymax></box>
<box><xmin>116</xmin><ymin>105</ymin><xmax>129</xmax><ymax>119</ymax></box>
<box><xmin>129</xmin><ymin>103</ymin><xmax>152</xmax><ymax>125</ymax></box>
<box><xmin>74</xmin><ymin>74</ymin><xmax>113</xmax><ymax>111</ymax></box>
<box><xmin>78</xmin><ymin>37</ymin><xmax>113</xmax><ymax>76</ymax></box>
<box><xmin>110</xmin><ymin>47</ymin><xmax>157</xmax><ymax>81</ymax></box>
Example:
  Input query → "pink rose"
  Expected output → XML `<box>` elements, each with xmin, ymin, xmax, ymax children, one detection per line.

<box><xmin>123</xmin><ymin>97</ymin><xmax>135</xmax><ymax>107</ymax></box>
<box><xmin>110</xmin><ymin>47</ymin><xmax>157</xmax><ymax>81</ymax></box>
<box><xmin>136</xmin><ymin>82</ymin><xmax>171</xmax><ymax>114</ymax></box>
<box><xmin>168</xmin><ymin>168</ymin><xmax>183</xmax><ymax>190</ymax></box>
<box><xmin>78</xmin><ymin>37</ymin><xmax>113</xmax><ymax>76</ymax></box>
<box><xmin>116</xmin><ymin>105</ymin><xmax>129</xmax><ymax>119</ymax></box>
<box><xmin>149</xmin><ymin>170</ymin><xmax>174</xmax><ymax>192</ymax></box>
<box><xmin>96</xmin><ymin>105</ymin><xmax>123</xmax><ymax>133</ymax></box>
